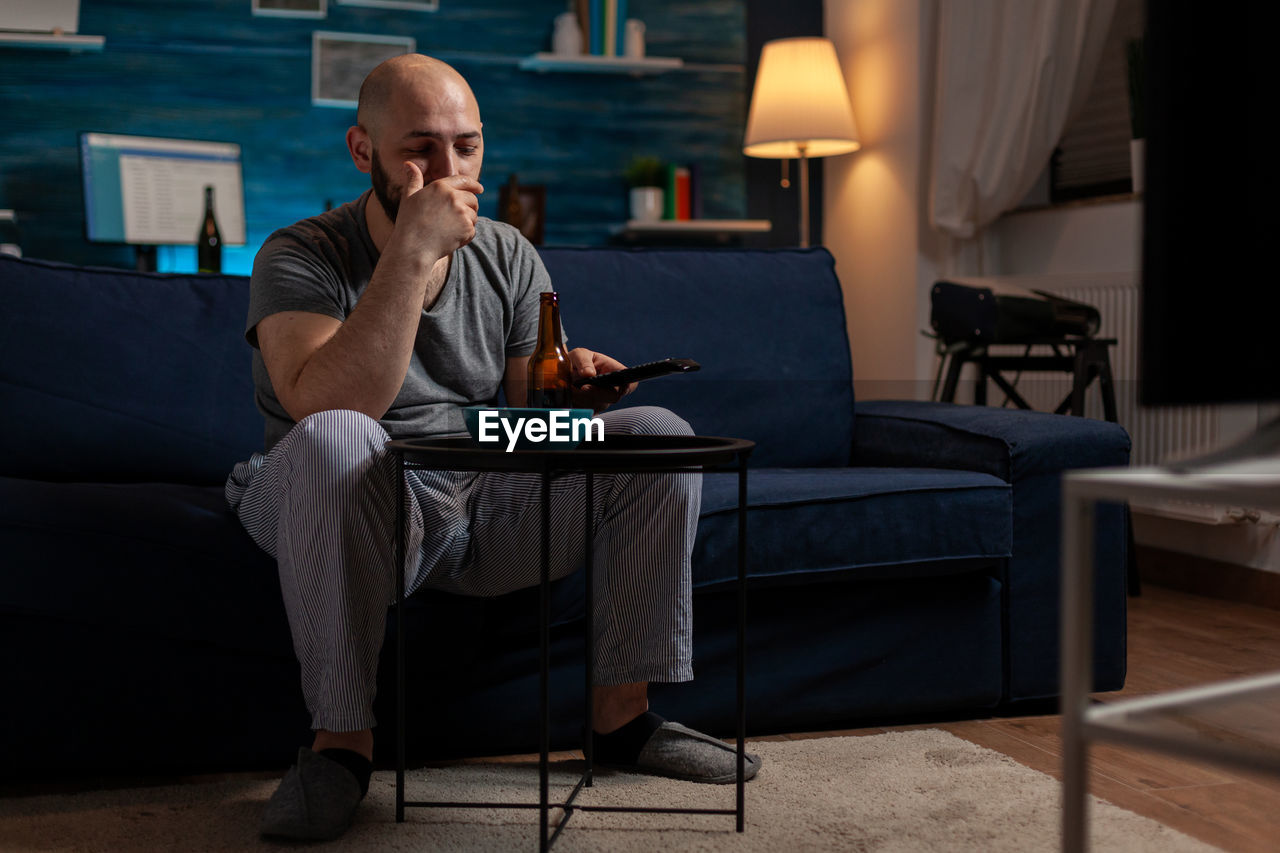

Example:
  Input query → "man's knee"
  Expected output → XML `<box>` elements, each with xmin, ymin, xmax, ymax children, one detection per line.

<box><xmin>602</xmin><ymin>405</ymin><xmax>695</xmax><ymax>438</ymax></box>
<box><xmin>277</xmin><ymin>409</ymin><xmax>389</xmax><ymax>480</ymax></box>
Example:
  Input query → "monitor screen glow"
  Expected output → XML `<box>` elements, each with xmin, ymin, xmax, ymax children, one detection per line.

<box><xmin>80</xmin><ymin>132</ymin><xmax>247</xmax><ymax>247</ymax></box>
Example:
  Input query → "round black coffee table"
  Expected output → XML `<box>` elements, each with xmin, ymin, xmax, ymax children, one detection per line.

<box><xmin>384</xmin><ymin>434</ymin><xmax>756</xmax><ymax>851</ymax></box>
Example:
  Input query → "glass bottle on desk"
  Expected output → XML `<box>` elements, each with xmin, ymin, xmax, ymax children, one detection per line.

<box><xmin>197</xmin><ymin>185</ymin><xmax>222</xmax><ymax>273</ymax></box>
<box><xmin>526</xmin><ymin>291</ymin><xmax>572</xmax><ymax>408</ymax></box>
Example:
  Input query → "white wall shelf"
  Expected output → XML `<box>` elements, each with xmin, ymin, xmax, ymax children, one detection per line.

<box><xmin>518</xmin><ymin>53</ymin><xmax>683</xmax><ymax>75</ymax></box>
<box><xmin>621</xmin><ymin>219</ymin><xmax>771</xmax><ymax>234</ymax></box>
<box><xmin>611</xmin><ymin>219</ymin><xmax>772</xmax><ymax>245</ymax></box>
<box><xmin>0</xmin><ymin>31</ymin><xmax>104</xmax><ymax>51</ymax></box>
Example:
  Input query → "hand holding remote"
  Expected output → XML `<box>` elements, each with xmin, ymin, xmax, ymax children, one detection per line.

<box><xmin>572</xmin><ymin>357</ymin><xmax>701</xmax><ymax>389</ymax></box>
<box><xmin>568</xmin><ymin>348</ymin><xmax>632</xmax><ymax>413</ymax></box>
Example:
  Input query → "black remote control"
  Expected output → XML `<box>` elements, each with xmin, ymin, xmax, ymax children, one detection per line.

<box><xmin>572</xmin><ymin>357</ymin><xmax>701</xmax><ymax>388</ymax></box>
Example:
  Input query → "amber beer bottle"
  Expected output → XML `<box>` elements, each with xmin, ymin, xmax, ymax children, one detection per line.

<box><xmin>197</xmin><ymin>185</ymin><xmax>222</xmax><ymax>273</ymax></box>
<box><xmin>526</xmin><ymin>291</ymin><xmax>572</xmax><ymax>408</ymax></box>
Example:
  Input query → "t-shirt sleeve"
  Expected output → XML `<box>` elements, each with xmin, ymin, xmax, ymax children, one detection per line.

<box><xmin>244</xmin><ymin>231</ymin><xmax>349</xmax><ymax>349</ymax></box>
<box><xmin>505</xmin><ymin>233</ymin><xmax>559</xmax><ymax>358</ymax></box>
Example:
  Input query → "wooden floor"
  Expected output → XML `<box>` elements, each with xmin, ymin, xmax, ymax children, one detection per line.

<box><xmin>780</xmin><ymin>584</ymin><xmax>1280</xmax><ymax>853</ymax></box>
<box><xmin>10</xmin><ymin>585</ymin><xmax>1277</xmax><ymax>851</ymax></box>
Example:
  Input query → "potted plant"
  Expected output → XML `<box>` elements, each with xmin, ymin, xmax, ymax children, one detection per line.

<box><xmin>1126</xmin><ymin>37</ymin><xmax>1145</xmax><ymax>194</ymax></box>
<box><xmin>624</xmin><ymin>156</ymin><xmax>665</xmax><ymax>222</ymax></box>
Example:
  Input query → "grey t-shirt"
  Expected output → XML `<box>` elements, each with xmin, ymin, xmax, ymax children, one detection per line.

<box><xmin>246</xmin><ymin>190</ymin><xmax>554</xmax><ymax>451</ymax></box>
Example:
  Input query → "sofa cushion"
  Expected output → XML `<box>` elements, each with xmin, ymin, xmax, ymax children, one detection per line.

<box><xmin>0</xmin><ymin>476</ymin><xmax>290</xmax><ymax>655</ymax></box>
<box><xmin>693</xmin><ymin>467</ymin><xmax>1012</xmax><ymax>588</ymax></box>
<box><xmin>539</xmin><ymin>247</ymin><xmax>854</xmax><ymax>468</ymax></box>
<box><xmin>0</xmin><ymin>254</ymin><xmax>261</xmax><ymax>485</ymax></box>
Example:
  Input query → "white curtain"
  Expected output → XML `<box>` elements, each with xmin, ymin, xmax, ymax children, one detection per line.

<box><xmin>927</xmin><ymin>0</ymin><xmax>1117</xmax><ymax>248</ymax></box>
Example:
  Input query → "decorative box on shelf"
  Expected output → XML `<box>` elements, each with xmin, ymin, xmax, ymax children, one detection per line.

<box><xmin>518</xmin><ymin>53</ymin><xmax>683</xmax><ymax>75</ymax></box>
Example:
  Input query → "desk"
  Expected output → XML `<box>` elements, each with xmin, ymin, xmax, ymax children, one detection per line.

<box><xmin>933</xmin><ymin>336</ymin><xmax>1118</xmax><ymax>420</ymax></box>
<box><xmin>1059</xmin><ymin>458</ymin><xmax>1280</xmax><ymax>852</ymax></box>
<box><xmin>385</xmin><ymin>434</ymin><xmax>756</xmax><ymax>851</ymax></box>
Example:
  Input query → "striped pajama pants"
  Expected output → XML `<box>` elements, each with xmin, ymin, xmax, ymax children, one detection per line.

<box><xmin>225</xmin><ymin>406</ymin><xmax>700</xmax><ymax>733</ymax></box>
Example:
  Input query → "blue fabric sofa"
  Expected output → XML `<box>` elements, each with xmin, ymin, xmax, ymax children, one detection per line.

<box><xmin>0</xmin><ymin>248</ymin><xmax>1130</xmax><ymax>779</ymax></box>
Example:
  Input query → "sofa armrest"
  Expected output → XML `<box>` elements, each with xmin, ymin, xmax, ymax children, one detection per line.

<box><xmin>852</xmin><ymin>399</ymin><xmax>1132</xmax><ymax>703</ymax></box>
<box><xmin>852</xmin><ymin>399</ymin><xmax>1131</xmax><ymax>482</ymax></box>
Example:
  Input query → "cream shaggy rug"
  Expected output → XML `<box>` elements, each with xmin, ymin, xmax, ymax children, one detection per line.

<box><xmin>0</xmin><ymin>729</ymin><xmax>1222</xmax><ymax>852</ymax></box>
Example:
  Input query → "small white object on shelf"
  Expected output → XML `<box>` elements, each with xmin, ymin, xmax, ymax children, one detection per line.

<box><xmin>552</xmin><ymin>12</ymin><xmax>583</xmax><ymax>56</ymax></box>
<box><xmin>624</xmin><ymin>19</ymin><xmax>645</xmax><ymax>58</ymax></box>
<box><xmin>629</xmin><ymin>188</ymin><xmax>663</xmax><ymax>223</ymax></box>
<box><xmin>519</xmin><ymin>52</ymin><xmax>683</xmax><ymax>75</ymax></box>
<box><xmin>622</xmin><ymin>219</ymin><xmax>772</xmax><ymax>234</ymax></box>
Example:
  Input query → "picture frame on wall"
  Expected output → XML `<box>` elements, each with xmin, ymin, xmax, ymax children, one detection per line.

<box><xmin>334</xmin><ymin>0</ymin><xmax>438</xmax><ymax>11</ymax></box>
<box><xmin>498</xmin><ymin>179</ymin><xmax>547</xmax><ymax>246</ymax></box>
<box><xmin>312</xmin><ymin>31</ymin><xmax>416</xmax><ymax>108</ymax></box>
<box><xmin>252</xmin><ymin>0</ymin><xmax>327</xmax><ymax>18</ymax></box>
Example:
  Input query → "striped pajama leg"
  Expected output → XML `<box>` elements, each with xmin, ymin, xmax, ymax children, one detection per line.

<box><xmin>429</xmin><ymin>405</ymin><xmax>701</xmax><ymax>687</ymax></box>
<box><xmin>225</xmin><ymin>406</ymin><xmax>700</xmax><ymax>732</ymax></box>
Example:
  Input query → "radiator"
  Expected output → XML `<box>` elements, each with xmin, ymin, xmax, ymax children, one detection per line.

<box><xmin>973</xmin><ymin>272</ymin><xmax>1219</xmax><ymax>468</ymax></box>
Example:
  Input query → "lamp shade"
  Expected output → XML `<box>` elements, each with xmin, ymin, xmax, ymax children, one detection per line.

<box><xmin>743</xmin><ymin>37</ymin><xmax>860</xmax><ymax>159</ymax></box>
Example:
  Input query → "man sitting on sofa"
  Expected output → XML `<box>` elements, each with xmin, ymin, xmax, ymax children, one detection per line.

<box><xmin>224</xmin><ymin>53</ymin><xmax>760</xmax><ymax>841</ymax></box>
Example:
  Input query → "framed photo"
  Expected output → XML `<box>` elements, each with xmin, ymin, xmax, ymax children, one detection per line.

<box><xmin>312</xmin><ymin>31</ymin><xmax>416</xmax><ymax>108</ymax></box>
<box><xmin>252</xmin><ymin>0</ymin><xmax>327</xmax><ymax>18</ymax></box>
<box><xmin>498</xmin><ymin>180</ymin><xmax>546</xmax><ymax>245</ymax></box>
<box><xmin>334</xmin><ymin>0</ymin><xmax>438</xmax><ymax>11</ymax></box>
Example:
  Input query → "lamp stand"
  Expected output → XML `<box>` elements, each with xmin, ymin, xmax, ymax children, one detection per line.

<box><xmin>797</xmin><ymin>142</ymin><xmax>810</xmax><ymax>248</ymax></box>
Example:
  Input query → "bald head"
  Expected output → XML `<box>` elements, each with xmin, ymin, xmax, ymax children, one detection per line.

<box><xmin>357</xmin><ymin>53</ymin><xmax>479</xmax><ymax>142</ymax></box>
<box><xmin>346</xmin><ymin>52</ymin><xmax>484</xmax><ymax>230</ymax></box>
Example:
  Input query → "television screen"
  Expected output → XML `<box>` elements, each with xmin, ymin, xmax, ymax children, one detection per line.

<box><xmin>80</xmin><ymin>132</ymin><xmax>246</xmax><ymax>247</ymax></box>
<box><xmin>1139</xmin><ymin>2</ymin><xmax>1273</xmax><ymax>406</ymax></box>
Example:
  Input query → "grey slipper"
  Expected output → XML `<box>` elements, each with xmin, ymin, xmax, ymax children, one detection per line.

<box><xmin>621</xmin><ymin>721</ymin><xmax>762</xmax><ymax>784</ymax></box>
<box><xmin>260</xmin><ymin>747</ymin><xmax>364</xmax><ymax>841</ymax></box>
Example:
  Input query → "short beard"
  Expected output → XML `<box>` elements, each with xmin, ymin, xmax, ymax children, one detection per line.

<box><xmin>370</xmin><ymin>148</ymin><xmax>401</xmax><ymax>223</ymax></box>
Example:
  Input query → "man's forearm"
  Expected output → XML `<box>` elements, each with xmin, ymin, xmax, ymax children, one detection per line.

<box><xmin>285</xmin><ymin>245</ymin><xmax>442</xmax><ymax>421</ymax></box>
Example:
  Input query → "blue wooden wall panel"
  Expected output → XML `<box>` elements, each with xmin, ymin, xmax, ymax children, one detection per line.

<box><xmin>0</xmin><ymin>0</ymin><xmax>745</xmax><ymax>271</ymax></box>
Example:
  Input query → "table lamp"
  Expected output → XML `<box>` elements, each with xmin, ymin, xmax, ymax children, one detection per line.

<box><xmin>743</xmin><ymin>37</ymin><xmax>859</xmax><ymax>248</ymax></box>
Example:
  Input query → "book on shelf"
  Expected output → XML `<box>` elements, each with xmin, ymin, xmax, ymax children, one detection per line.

<box><xmin>571</xmin><ymin>0</ymin><xmax>633</xmax><ymax>60</ymax></box>
<box><xmin>603</xmin><ymin>0</ymin><xmax>617</xmax><ymax>56</ymax></box>
<box><xmin>688</xmin><ymin>162</ymin><xmax>702</xmax><ymax>220</ymax></box>
<box><xmin>575</xmin><ymin>0</ymin><xmax>590</xmax><ymax>53</ymax></box>
<box><xmin>664</xmin><ymin>163</ymin><xmax>676</xmax><ymax>219</ymax></box>
<box><xmin>674</xmin><ymin>166</ymin><xmax>691</xmax><ymax>220</ymax></box>
<box><xmin>615</xmin><ymin>0</ymin><xmax>628</xmax><ymax>57</ymax></box>
<box><xmin>664</xmin><ymin>164</ymin><xmax>692</xmax><ymax>220</ymax></box>
<box><xmin>588</xmin><ymin>0</ymin><xmax>603</xmax><ymax>55</ymax></box>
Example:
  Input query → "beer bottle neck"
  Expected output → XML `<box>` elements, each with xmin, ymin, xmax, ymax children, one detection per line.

<box><xmin>537</xmin><ymin>294</ymin><xmax>562</xmax><ymax>353</ymax></box>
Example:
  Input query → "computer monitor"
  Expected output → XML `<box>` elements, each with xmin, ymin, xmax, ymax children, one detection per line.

<box><xmin>80</xmin><ymin>132</ymin><xmax>247</xmax><ymax>248</ymax></box>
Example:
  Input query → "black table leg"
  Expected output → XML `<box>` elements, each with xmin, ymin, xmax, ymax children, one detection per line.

<box><xmin>540</xmin><ymin>468</ymin><xmax>551</xmax><ymax>853</ymax></box>
<box><xmin>737</xmin><ymin>455</ymin><xmax>747</xmax><ymax>832</ymax></box>
<box><xmin>584</xmin><ymin>472</ymin><xmax>594</xmax><ymax>788</ymax></box>
<box><xmin>395</xmin><ymin>453</ymin><xmax>406</xmax><ymax>823</ymax></box>
<box><xmin>939</xmin><ymin>345</ymin><xmax>966</xmax><ymax>403</ymax></box>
